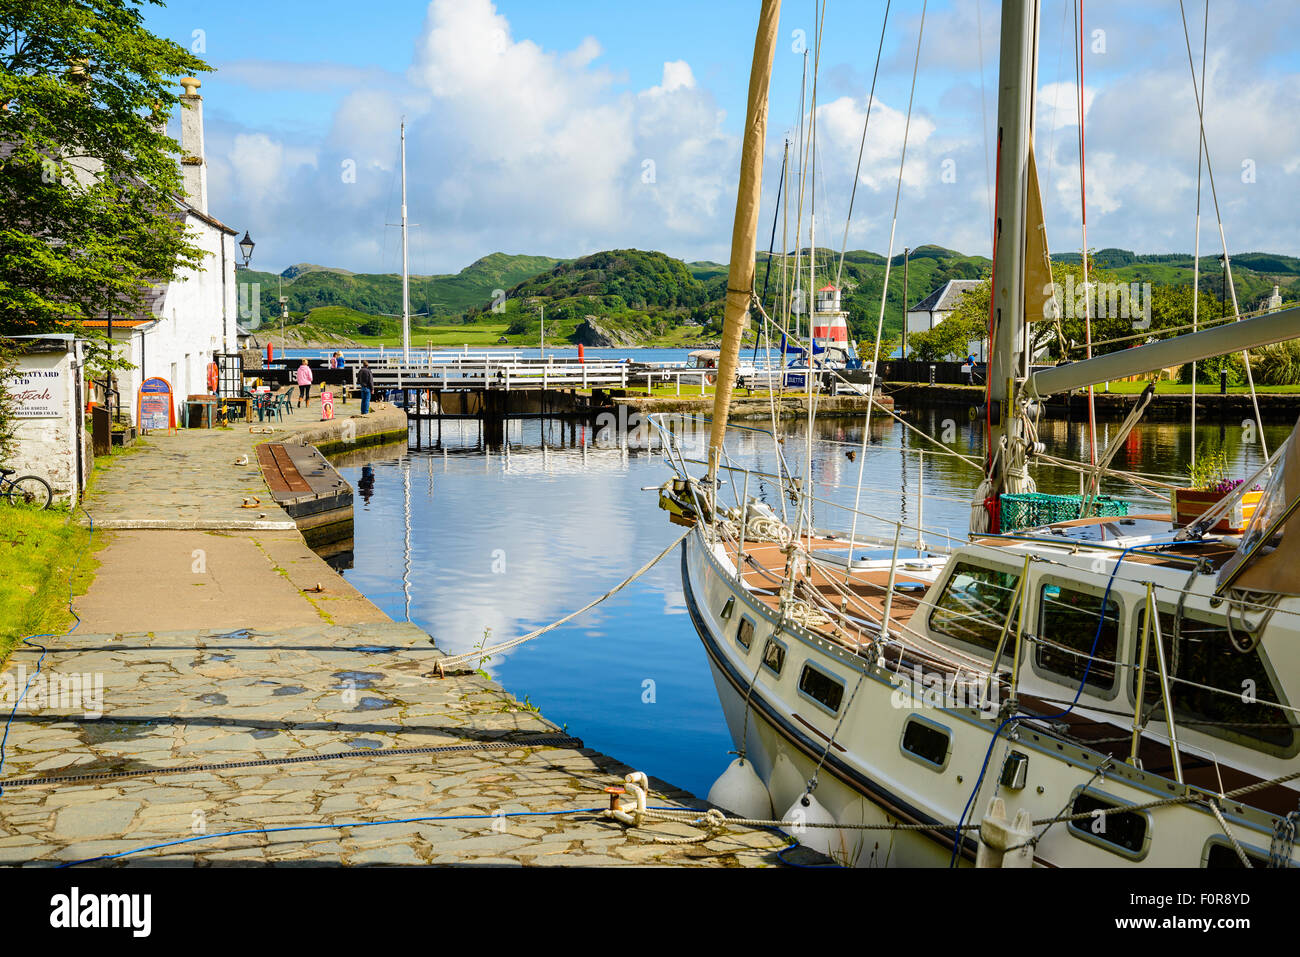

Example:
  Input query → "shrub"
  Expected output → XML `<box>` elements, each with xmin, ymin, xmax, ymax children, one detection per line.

<box><xmin>1249</xmin><ymin>341</ymin><xmax>1300</xmax><ymax>386</ymax></box>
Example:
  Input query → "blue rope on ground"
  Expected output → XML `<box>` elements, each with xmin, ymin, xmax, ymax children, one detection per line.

<box><xmin>0</xmin><ymin>508</ymin><xmax>93</xmax><ymax>796</ymax></box>
<box><xmin>58</xmin><ymin>805</ymin><xmax>752</xmax><ymax>867</ymax></box>
<box><xmin>947</xmin><ymin>539</ymin><xmax>1184</xmax><ymax>867</ymax></box>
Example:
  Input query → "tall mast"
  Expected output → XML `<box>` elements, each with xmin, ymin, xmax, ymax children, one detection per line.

<box><xmin>401</xmin><ymin>119</ymin><xmax>411</xmax><ymax>363</ymax></box>
<box><xmin>977</xmin><ymin>0</ymin><xmax>1040</xmax><ymax>533</ymax></box>
<box><xmin>707</xmin><ymin>0</ymin><xmax>782</xmax><ymax>488</ymax></box>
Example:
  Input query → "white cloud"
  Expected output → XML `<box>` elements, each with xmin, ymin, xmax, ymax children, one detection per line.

<box><xmin>193</xmin><ymin>0</ymin><xmax>1300</xmax><ymax>275</ymax></box>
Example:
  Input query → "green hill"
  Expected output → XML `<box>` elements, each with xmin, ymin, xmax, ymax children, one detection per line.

<box><xmin>241</xmin><ymin>244</ymin><xmax>1300</xmax><ymax>348</ymax></box>
<box><xmin>237</xmin><ymin>252</ymin><xmax>566</xmax><ymax>325</ymax></box>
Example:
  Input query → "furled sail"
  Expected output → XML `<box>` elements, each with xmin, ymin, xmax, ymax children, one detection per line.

<box><xmin>707</xmin><ymin>0</ymin><xmax>782</xmax><ymax>485</ymax></box>
<box><xmin>1024</xmin><ymin>142</ymin><xmax>1059</xmax><ymax>325</ymax></box>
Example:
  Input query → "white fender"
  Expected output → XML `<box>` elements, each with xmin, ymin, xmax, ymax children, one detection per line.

<box><xmin>707</xmin><ymin>757</ymin><xmax>773</xmax><ymax>820</ymax></box>
<box><xmin>782</xmin><ymin>791</ymin><xmax>848</xmax><ymax>860</ymax></box>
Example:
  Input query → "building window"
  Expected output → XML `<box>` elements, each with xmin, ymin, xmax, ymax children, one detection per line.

<box><xmin>736</xmin><ymin>616</ymin><xmax>755</xmax><ymax>651</ymax></box>
<box><xmin>900</xmin><ymin>716</ymin><xmax>951</xmax><ymax>771</ymax></box>
<box><xmin>762</xmin><ymin>638</ymin><xmax>786</xmax><ymax>676</ymax></box>
<box><xmin>1066</xmin><ymin>789</ymin><xmax>1150</xmax><ymax>859</ymax></box>
<box><xmin>928</xmin><ymin>561</ymin><xmax>1021</xmax><ymax>651</ymax></box>
<box><xmin>1035</xmin><ymin>582</ymin><xmax>1120</xmax><ymax>691</ymax></box>
<box><xmin>798</xmin><ymin>663</ymin><xmax>845</xmax><ymax>715</ymax></box>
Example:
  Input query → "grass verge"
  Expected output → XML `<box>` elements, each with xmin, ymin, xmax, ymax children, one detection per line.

<box><xmin>0</xmin><ymin>508</ymin><xmax>99</xmax><ymax>667</ymax></box>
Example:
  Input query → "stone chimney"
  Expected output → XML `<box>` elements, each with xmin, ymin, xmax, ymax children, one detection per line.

<box><xmin>178</xmin><ymin>77</ymin><xmax>207</xmax><ymax>213</ymax></box>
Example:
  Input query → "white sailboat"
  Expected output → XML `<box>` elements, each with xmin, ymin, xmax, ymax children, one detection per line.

<box><xmin>658</xmin><ymin>0</ymin><xmax>1300</xmax><ymax>867</ymax></box>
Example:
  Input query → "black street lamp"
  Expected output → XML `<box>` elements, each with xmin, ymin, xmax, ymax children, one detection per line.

<box><xmin>238</xmin><ymin>231</ymin><xmax>255</xmax><ymax>268</ymax></box>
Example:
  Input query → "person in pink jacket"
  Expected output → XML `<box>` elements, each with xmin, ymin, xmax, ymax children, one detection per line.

<box><xmin>295</xmin><ymin>358</ymin><xmax>314</xmax><ymax>407</ymax></box>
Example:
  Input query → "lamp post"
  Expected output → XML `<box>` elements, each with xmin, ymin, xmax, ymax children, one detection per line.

<box><xmin>238</xmin><ymin>231</ymin><xmax>255</xmax><ymax>268</ymax></box>
<box><xmin>1219</xmin><ymin>253</ymin><xmax>1228</xmax><ymax>320</ymax></box>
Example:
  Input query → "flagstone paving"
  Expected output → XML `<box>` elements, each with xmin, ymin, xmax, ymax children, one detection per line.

<box><xmin>86</xmin><ymin>397</ymin><xmax>404</xmax><ymax>530</ymax></box>
<box><xmin>0</xmin><ymin>623</ymin><xmax>817</xmax><ymax>867</ymax></box>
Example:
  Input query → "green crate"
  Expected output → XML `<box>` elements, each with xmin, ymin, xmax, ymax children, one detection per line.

<box><xmin>999</xmin><ymin>492</ymin><xmax>1130</xmax><ymax>532</ymax></box>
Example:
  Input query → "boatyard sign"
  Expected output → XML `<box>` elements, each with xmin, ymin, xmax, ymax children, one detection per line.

<box><xmin>8</xmin><ymin>363</ymin><xmax>66</xmax><ymax>418</ymax></box>
<box><xmin>137</xmin><ymin>377</ymin><xmax>176</xmax><ymax>433</ymax></box>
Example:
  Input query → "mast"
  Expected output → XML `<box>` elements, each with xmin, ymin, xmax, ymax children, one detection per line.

<box><xmin>977</xmin><ymin>0</ymin><xmax>1040</xmax><ymax>533</ymax></box>
<box><xmin>707</xmin><ymin>0</ymin><xmax>783</xmax><ymax>488</ymax></box>
<box><xmin>401</xmin><ymin>119</ymin><xmax>411</xmax><ymax>363</ymax></box>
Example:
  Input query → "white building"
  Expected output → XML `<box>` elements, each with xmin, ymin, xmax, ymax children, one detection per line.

<box><xmin>904</xmin><ymin>278</ymin><xmax>985</xmax><ymax>360</ymax></box>
<box><xmin>87</xmin><ymin>78</ymin><xmax>241</xmax><ymax>421</ymax></box>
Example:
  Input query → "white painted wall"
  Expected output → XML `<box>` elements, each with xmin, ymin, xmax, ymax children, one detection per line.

<box><xmin>113</xmin><ymin>220</ymin><xmax>236</xmax><ymax>424</ymax></box>
<box><xmin>8</xmin><ymin>339</ymin><xmax>85</xmax><ymax>505</ymax></box>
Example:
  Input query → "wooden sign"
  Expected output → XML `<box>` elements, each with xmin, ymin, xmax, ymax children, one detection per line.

<box><xmin>137</xmin><ymin>377</ymin><xmax>176</xmax><ymax>433</ymax></box>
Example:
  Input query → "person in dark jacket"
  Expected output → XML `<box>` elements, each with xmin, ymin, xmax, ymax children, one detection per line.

<box><xmin>358</xmin><ymin>360</ymin><xmax>374</xmax><ymax>415</ymax></box>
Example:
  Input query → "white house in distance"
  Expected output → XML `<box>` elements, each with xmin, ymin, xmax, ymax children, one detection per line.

<box><xmin>84</xmin><ymin>78</ymin><xmax>242</xmax><ymax>421</ymax></box>
<box><xmin>904</xmin><ymin>278</ymin><xmax>985</xmax><ymax>360</ymax></box>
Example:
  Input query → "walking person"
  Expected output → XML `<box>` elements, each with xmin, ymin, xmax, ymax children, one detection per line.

<box><xmin>358</xmin><ymin>359</ymin><xmax>374</xmax><ymax>416</ymax></box>
<box><xmin>296</xmin><ymin>358</ymin><xmax>314</xmax><ymax>407</ymax></box>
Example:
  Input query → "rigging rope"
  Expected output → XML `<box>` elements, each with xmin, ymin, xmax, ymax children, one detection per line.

<box><xmin>431</xmin><ymin>531</ymin><xmax>688</xmax><ymax>671</ymax></box>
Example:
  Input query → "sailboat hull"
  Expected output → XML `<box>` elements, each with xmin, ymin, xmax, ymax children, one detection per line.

<box><xmin>680</xmin><ymin>525</ymin><xmax>1296</xmax><ymax>868</ymax></box>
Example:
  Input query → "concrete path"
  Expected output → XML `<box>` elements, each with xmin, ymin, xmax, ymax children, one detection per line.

<box><xmin>75</xmin><ymin>530</ymin><xmax>388</xmax><ymax>634</ymax></box>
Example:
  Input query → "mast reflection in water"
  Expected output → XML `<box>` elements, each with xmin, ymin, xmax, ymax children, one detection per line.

<box><xmin>330</xmin><ymin>412</ymin><xmax>1285</xmax><ymax>800</ymax></box>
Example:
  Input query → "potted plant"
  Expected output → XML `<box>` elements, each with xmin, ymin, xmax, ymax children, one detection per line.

<box><xmin>110</xmin><ymin>422</ymin><xmax>137</xmax><ymax>449</ymax></box>
<box><xmin>1171</xmin><ymin>447</ymin><xmax>1262</xmax><ymax>533</ymax></box>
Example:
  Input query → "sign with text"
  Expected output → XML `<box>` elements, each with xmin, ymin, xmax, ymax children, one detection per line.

<box><xmin>137</xmin><ymin>377</ymin><xmax>176</xmax><ymax>432</ymax></box>
<box><xmin>9</xmin><ymin>363</ymin><xmax>66</xmax><ymax>419</ymax></box>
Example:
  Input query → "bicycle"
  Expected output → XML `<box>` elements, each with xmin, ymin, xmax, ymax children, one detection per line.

<box><xmin>0</xmin><ymin>467</ymin><xmax>53</xmax><ymax>510</ymax></box>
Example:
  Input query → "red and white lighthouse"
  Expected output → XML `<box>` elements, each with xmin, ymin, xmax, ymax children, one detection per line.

<box><xmin>811</xmin><ymin>284</ymin><xmax>850</xmax><ymax>346</ymax></box>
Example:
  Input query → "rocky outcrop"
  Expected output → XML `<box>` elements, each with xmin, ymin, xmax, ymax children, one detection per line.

<box><xmin>571</xmin><ymin>315</ymin><xmax>642</xmax><ymax>348</ymax></box>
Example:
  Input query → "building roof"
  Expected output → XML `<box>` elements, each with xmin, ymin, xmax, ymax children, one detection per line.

<box><xmin>80</xmin><ymin>318</ymin><xmax>157</xmax><ymax>330</ymax></box>
<box><xmin>176</xmin><ymin>197</ymin><xmax>239</xmax><ymax>236</ymax></box>
<box><xmin>909</xmin><ymin>278</ymin><xmax>983</xmax><ymax>314</ymax></box>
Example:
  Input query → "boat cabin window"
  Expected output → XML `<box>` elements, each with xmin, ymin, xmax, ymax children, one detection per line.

<box><xmin>928</xmin><ymin>561</ymin><xmax>1021</xmax><ymax>651</ymax></box>
<box><xmin>798</xmin><ymin>663</ymin><xmax>845</xmax><ymax>715</ymax></box>
<box><xmin>736</xmin><ymin>616</ymin><xmax>755</xmax><ymax>651</ymax></box>
<box><xmin>900</xmin><ymin>716</ymin><xmax>951</xmax><ymax>770</ymax></box>
<box><xmin>1066</xmin><ymin>789</ymin><xmax>1150</xmax><ymax>859</ymax></box>
<box><xmin>761</xmin><ymin>637</ymin><xmax>786</xmax><ymax>676</ymax></box>
<box><xmin>1034</xmin><ymin>583</ymin><xmax>1120</xmax><ymax>691</ymax></box>
<box><xmin>1132</xmin><ymin>610</ymin><xmax>1296</xmax><ymax>753</ymax></box>
<box><xmin>1202</xmin><ymin>838</ymin><xmax>1275</xmax><ymax>869</ymax></box>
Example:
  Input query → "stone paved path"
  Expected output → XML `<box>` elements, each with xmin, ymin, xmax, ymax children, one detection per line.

<box><xmin>0</xmin><ymin>623</ymin><xmax>813</xmax><ymax>867</ymax></box>
<box><xmin>86</xmin><ymin>397</ymin><xmax>404</xmax><ymax>529</ymax></box>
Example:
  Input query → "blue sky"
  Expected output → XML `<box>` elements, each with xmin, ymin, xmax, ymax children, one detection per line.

<box><xmin>140</xmin><ymin>0</ymin><xmax>1300</xmax><ymax>276</ymax></box>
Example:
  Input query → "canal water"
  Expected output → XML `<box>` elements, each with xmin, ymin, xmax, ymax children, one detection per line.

<box><xmin>331</xmin><ymin>410</ymin><xmax>1288</xmax><ymax>800</ymax></box>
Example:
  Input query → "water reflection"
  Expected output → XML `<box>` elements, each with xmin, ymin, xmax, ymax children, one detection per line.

<box><xmin>332</xmin><ymin>412</ymin><xmax>1287</xmax><ymax>798</ymax></box>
